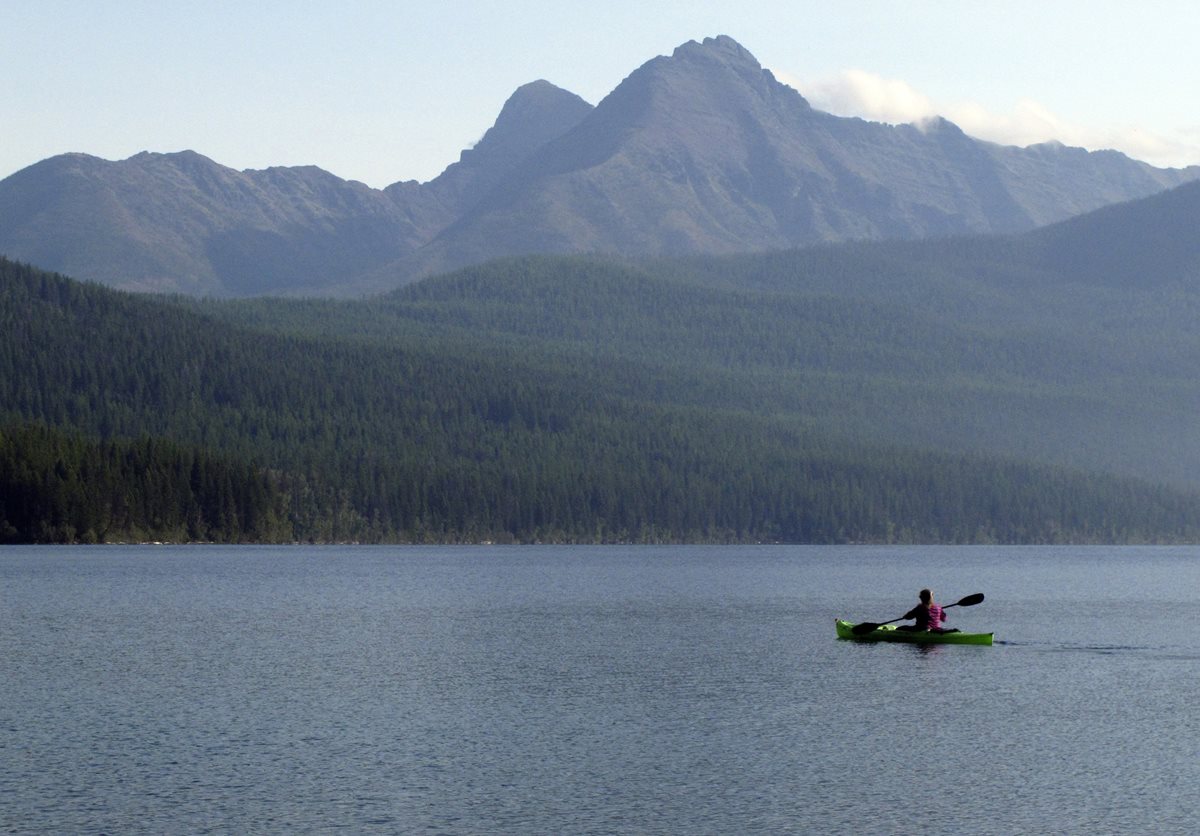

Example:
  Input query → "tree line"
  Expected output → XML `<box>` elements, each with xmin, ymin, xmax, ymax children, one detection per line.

<box><xmin>0</xmin><ymin>422</ymin><xmax>287</xmax><ymax>543</ymax></box>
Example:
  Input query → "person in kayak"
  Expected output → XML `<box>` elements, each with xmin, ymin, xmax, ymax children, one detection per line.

<box><xmin>896</xmin><ymin>588</ymin><xmax>959</xmax><ymax>633</ymax></box>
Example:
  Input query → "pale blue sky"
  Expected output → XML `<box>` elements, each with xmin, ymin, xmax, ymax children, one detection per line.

<box><xmin>5</xmin><ymin>1</ymin><xmax>1199</xmax><ymax>188</ymax></box>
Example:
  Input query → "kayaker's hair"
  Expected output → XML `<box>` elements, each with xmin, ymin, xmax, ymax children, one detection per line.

<box><xmin>919</xmin><ymin>588</ymin><xmax>932</xmax><ymax>603</ymax></box>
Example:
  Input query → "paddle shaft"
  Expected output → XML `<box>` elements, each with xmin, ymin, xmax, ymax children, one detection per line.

<box><xmin>852</xmin><ymin>592</ymin><xmax>984</xmax><ymax>635</ymax></box>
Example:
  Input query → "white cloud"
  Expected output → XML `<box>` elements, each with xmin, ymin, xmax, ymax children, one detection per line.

<box><xmin>794</xmin><ymin>68</ymin><xmax>938</xmax><ymax>126</ymax></box>
<box><xmin>774</xmin><ymin>68</ymin><xmax>1200</xmax><ymax>170</ymax></box>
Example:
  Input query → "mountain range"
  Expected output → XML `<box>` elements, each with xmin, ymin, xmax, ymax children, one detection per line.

<box><xmin>2</xmin><ymin>35</ymin><xmax>1197</xmax><ymax>297</ymax></box>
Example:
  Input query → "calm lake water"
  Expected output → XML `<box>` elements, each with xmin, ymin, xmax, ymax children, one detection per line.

<box><xmin>2</xmin><ymin>545</ymin><xmax>1199</xmax><ymax>834</ymax></box>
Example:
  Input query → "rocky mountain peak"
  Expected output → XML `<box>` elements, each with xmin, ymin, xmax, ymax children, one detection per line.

<box><xmin>672</xmin><ymin>35</ymin><xmax>762</xmax><ymax>69</ymax></box>
<box><xmin>603</xmin><ymin>33</ymin><xmax>810</xmax><ymax>124</ymax></box>
<box><xmin>458</xmin><ymin>80</ymin><xmax>592</xmax><ymax>170</ymax></box>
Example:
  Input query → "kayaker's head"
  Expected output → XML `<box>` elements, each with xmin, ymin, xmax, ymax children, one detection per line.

<box><xmin>919</xmin><ymin>588</ymin><xmax>933</xmax><ymax>605</ymax></box>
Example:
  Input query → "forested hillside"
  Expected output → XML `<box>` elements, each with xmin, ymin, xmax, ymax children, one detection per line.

<box><xmin>0</xmin><ymin>423</ymin><xmax>288</xmax><ymax>543</ymax></box>
<box><xmin>4</xmin><ymin>255</ymin><xmax>1200</xmax><ymax>544</ymax></box>
<box><xmin>203</xmin><ymin>238</ymin><xmax>1200</xmax><ymax>491</ymax></box>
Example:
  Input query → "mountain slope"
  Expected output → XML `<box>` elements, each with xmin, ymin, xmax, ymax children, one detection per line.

<box><xmin>0</xmin><ymin>151</ymin><xmax>421</xmax><ymax>295</ymax></box>
<box><xmin>1020</xmin><ymin>179</ymin><xmax>1200</xmax><ymax>287</ymax></box>
<box><xmin>388</xmin><ymin>80</ymin><xmax>594</xmax><ymax>223</ymax></box>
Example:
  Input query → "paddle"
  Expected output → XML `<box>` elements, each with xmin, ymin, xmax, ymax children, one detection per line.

<box><xmin>851</xmin><ymin>592</ymin><xmax>985</xmax><ymax>635</ymax></box>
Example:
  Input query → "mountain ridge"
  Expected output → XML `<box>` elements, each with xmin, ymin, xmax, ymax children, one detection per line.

<box><xmin>2</xmin><ymin>35</ymin><xmax>1197</xmax><ymax>296</ymax></box>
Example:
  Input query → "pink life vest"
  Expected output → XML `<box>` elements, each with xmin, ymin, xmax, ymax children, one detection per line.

<box><xmin>907</xmin><ymin>602</ymin><xmax>947</xmax><ymax>630</ymax></box>
<box><xmin>925</xmin><ymin>603</ymin><xmax>946</xmax><ymax>630</ymax></box>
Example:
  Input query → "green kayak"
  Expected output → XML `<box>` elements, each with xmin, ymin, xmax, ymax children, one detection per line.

<box><xmin>836</xmin><ymin>619</ymin><xmax>994</xmax><ymax>646</ymax></box>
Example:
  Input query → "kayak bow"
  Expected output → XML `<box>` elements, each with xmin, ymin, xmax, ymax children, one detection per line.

<box><xmin>836</xmin><ymin>619</ymin><xmax>993</xmax><ymax>646</ymax></box>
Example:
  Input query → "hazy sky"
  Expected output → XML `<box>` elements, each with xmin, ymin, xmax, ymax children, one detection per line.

<box><xmin>6</xmin><ymin>1</ymin><xmax>1199</xmax><ymax>188</ymax></box>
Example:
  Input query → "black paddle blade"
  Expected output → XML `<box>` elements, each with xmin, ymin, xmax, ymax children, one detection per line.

<box><xmin>954</xmin><ymin>592</ymin><xmax>985</xmax><ymax>607</ymax></box>
<box><xmin>851</xmin><ymin>621</ymin><xmax>884</xmax><ymax>635</ymax></box>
